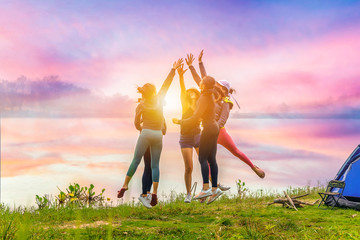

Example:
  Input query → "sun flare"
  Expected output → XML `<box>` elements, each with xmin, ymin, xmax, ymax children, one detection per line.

<box><xmin>163</xmin><ymin>90</ymin><xmax>181</xmax><ymax>113</ymax></box>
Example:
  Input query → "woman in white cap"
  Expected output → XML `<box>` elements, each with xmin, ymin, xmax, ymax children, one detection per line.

<box><xmin>197</xmin><ymin>50</ymin><xmax>265</xmax><ymax>178</ymax></box>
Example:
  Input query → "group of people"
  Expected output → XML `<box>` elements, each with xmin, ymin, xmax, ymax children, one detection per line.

<box><xmin>117</xmin><ymin>51</ymin><xmax>265</xmax><ymax>208</ymax></box>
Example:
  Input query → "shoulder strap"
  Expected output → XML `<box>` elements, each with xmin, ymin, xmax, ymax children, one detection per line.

<box><xmin>223</xmin><ymin>97</ymin><xmax>234</xmax><ymax>110</ymax></box>
<box><xmin>224</xmin><ymin>97</ymin><xmax>233</xmax><ymax>104</ymax></box>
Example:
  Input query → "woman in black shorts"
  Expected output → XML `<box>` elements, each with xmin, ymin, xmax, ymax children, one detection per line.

<box><xmin>172</xmin><ymin>64</ymin><xmax>201</xmax><ymax>203</ymax></box>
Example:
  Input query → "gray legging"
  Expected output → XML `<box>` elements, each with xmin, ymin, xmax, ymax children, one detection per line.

<box><xmin>126</xmin><ymin>129</ymin><xmax>163</xmax><ymax>182</ymax></box>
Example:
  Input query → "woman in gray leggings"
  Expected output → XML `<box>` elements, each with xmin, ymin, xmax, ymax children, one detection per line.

<box><xmin>117</xmin><ymin>58</ymin><xmax>183</xmax><ymax>206</ymax></box>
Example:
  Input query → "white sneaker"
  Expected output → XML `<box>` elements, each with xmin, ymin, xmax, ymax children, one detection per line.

<box><xmin>193</xmin><ymin>188</ymin><xmax>212</xmax><ymax>199</ymax></box>
<box><xmin>184</xmin><ymin>194</ymin><xmax>192</xmax><ymax>203</ymax></box>
<box><xmin>207</xmin><ymin>188</ymin><xmax>223</xmax><ymax>204</ymax></box>
<box><xmin>146</xmin><ymin>193</ymin><xmax>152</xmax><ymax>202</ymax></box>
<box><xmin>138</xmin><ymin>195</ymin><xmax>152</xmax><ymax>209</ymax></box>
<box><xmin>218</xmin><ymin>183</ymin><xmax>231</xmax><ymax>191</ymax></box>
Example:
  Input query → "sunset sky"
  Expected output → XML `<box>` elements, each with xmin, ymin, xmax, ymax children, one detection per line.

<box><xmin>1</xmin><ymin>0</ymin><xmax>360</xmax><ymax>114</ymax></box>
<box><xmin>1</xmin><ymin>0</ymin><xmax>360</xmax><ymax>206</ymax></box>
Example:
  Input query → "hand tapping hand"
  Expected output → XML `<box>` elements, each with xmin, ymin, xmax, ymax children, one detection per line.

<box><xmin>173</xmin><ymin>58</ymin><xmax>183</xmax><ymax>69</ymax></box>
<box><xmin>177</xmin><ymin>64</ymin><xmax>188</xmax><ymax>76</ymax></box>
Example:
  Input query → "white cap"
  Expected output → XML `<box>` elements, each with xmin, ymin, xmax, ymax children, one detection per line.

<box><xmin>217</xmin><ymin>80</ymin><xmax>230</xmax><ymax>92</ymax></box>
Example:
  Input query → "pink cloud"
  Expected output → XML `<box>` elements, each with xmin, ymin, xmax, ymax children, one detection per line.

<box><xmin>2</xmin><ymin>153</ymin><xmax>65</xmax><ymax>177</ymax></box>
<box><xmin>197</xmin><ymin>28</ymin><xmax>360</xmax><ymax>113</ymax></box>
<box><xmin>1</xmin><ymin>1</ymin><xmax>359</xmax><ymax>116</ymax></box>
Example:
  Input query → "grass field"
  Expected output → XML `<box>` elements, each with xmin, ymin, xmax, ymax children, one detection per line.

<box><xmin>1</xmin><ymin>186</ymin><xmax>360</xmax><ymax>239</ymax></box>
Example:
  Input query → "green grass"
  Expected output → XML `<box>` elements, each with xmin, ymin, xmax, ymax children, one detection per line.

<box><xmin>1</xmin><ymin>186</ymin><xmax>360</xmax><ymax>239</ymax></box>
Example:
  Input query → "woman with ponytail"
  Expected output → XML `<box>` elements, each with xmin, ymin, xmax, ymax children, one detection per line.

<box><xmin>117</xmin><ymin>58</ymin><xmax>183</xmax><ymax>207</ymax></box>
<box><xmin>137</xmin><ymin>117</ymin><xmax>167</xmax><ymax>209</ymax></box>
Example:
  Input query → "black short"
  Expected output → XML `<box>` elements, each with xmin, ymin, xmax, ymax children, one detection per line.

<box><xmin>179</xmin><ymin>134</ymin><xmax>200</xmax><ymax>148</ymax></box>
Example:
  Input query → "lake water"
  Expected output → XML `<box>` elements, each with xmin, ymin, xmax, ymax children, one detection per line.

<box><xmin>1</xmin><ymin>117</ymin><xmax>359</xmax><ymax>206</ymax></box>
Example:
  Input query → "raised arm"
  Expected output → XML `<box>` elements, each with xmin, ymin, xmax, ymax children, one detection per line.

<box><xmin>177</xmin><ymin>64</ymin><xmax>189</xmax><ymax>112</ymax></box>
<box><xmin>180</xmin><ymin>95</ymin><xmax>206</xmax><ymax>126</ymax></box>
<box><xmin>158</xmin><ymin>58</ymin><xmax>183</xmax><ymax>100</ymax></box>
<box><xmin>185</xmin><ymin>53</ymin><xmax>201</xmax><ymax>87</ymax></box>
<box><xmin>217</xmin><ymin>102</ymin><xmax>230</xmax><ymax>128</ymax></box>
<box><xmin>198</xmin><ymin>50</ymin><xmax>207</xmax><ymax>78</ymax></box>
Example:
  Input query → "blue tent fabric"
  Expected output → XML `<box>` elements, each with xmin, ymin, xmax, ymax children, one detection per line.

<box><xmin>326</xmin><ymin>145</ymin><xmax>360</xmax><ymax>210</ymax></box>
<box><xmin>326</xmin><ymin>196</ymin><xmax>360</xmax><ymax>211</ymax></box>
<box><xmin>335</xmin><ymin>144</ymin><xmax>360</xmax><ymax>181</ymax></box>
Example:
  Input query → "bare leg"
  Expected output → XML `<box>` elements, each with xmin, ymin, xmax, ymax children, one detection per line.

<box><xmin>152</xmin><ymin>182</ymin><xmax>159</xmax><ymax>195</ymax></box>
<box><xmin>195</xmin><ymin>147</ymin><xmax>199</xmax><ymax>156</ymax></box>
<box><xmin>181</xmin><ymin>148</ymin><xmax>194</xmax><ymax>194</ymax></box>
<box><xmin>122</xmin><ymin>176</ymin><xmax>131</xmax><ymax>189</ymax></box>
<box><xmin>142</xmin><ymin>191</ymin><xmax>151</xmax><ymax>198</ymax></box>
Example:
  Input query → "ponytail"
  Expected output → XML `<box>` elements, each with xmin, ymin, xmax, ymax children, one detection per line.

<box><xmin>137</xmin><ymin>83</ymin><xmax>156</xmax><ymax>100</ymax></box>
<box><xmin>137</xmin><ymin>86</ymin><xmax>144</xmax><ymax>94</ymax></box>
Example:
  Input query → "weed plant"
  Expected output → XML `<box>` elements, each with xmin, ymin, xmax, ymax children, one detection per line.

<box><xmin>1</xmin><ymin>182</ymin><xmax>359</xmax><ymax>239</ymax></box>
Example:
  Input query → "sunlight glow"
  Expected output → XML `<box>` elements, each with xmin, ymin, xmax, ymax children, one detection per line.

<box><xmin>163</xmin><ymin>90</ymin><xmax>182</xmax><ymax>113</ymax></box>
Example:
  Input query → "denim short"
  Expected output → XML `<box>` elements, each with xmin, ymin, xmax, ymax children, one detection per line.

<box><xmin>179</xmin><ymin>133</ymin><xmax>201</xmax><ymax>149</ymax></box>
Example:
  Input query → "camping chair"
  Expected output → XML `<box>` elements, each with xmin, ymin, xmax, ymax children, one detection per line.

<box><xmin>318</xmin><ymin>180</ymin><xmax>346</xmax><ymax>209</ymax></box>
